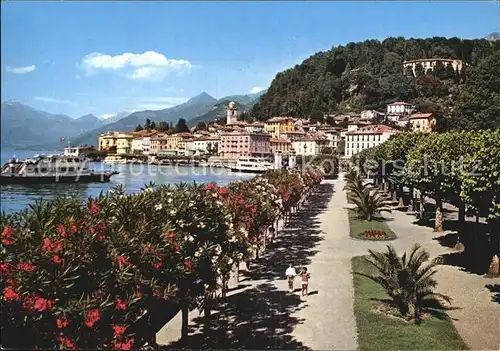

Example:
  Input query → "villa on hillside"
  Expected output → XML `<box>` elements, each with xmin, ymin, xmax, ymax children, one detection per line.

<box><xmin>409</xmin><ymin>113</ymin><xmax>436</xmax><ymax>133</ymax></box>
<box><xmin>403</xmin><ymin>58</ymin><xmax>464</xmax><ymax>76</ymax></box>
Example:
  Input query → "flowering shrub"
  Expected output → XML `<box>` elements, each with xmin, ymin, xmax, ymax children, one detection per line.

<box><xmin>361</xmin><ymin>230</ymin><xmax>388</xmax><ymax>239</ymax></box>
<box><xmin>0</xmin><ymin>167</ymin><xmax>324</xmax><ymax>349</ymax></box>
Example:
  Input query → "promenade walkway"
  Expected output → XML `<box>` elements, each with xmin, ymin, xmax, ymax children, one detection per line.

<box><xmin>157</xmin><ymin>176</ymin><xmax>500</xmax><ymax>350</ymax></box>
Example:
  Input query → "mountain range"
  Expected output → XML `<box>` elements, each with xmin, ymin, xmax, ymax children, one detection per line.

<box><xmin>1</xmin><ymin>90</ymin><xmax>265</xmax><ymax>150</ymax></box>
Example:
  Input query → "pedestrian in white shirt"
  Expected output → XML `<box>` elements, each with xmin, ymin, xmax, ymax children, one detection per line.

<box><xmin>285</xmin><ymin>263</ymin><xmax>297</xmax><ymax>292</ymax></box>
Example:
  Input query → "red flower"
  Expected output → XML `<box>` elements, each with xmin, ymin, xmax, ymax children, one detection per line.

<box><xmin>206</xmin><ymin>183</ymin><xmax>216</xmax><ymax>190</ymax></box>
<box><xmin>33</xmin><ymin>297</ymin><xmax>54</xmax><ymax>312</ymax></box>
<box><xmin>6</xmin><ymin>278</ymin><xmax>18</xmax><ymax>288</ymax></box>
<box><xmin>164</xmin><ymin>231</ymin><xmax>176</xmax><ymax>239</ymax></box>
<box><xmin>112</xmin><ymin>325</ymin><xmax>127</xmax><ymax>339</ymax></box>
<box><xmin>113</xmin><ymin>338</ymin><xmax>135</xmax><ymax>350</ymax></box>
<box><xmin>70</xmin><ymin>221</ymin><xmax>78</xmax><ymax>234</ymax></box>
<box><xmin>96</xmin><ymin>222</ymin><xmax>106</xmax><ymax>232</ymax></box>
<box><xmin>84</xmin><ymin>309</ymin><xmax>101</xmax><ymax>327</ymax></box>
<box><xmin>1</xmin><ymin>226</ymin><xmax>15</xmax><ymax>246</ymax></box>
<box><xmin>57</xmin><ymin>336</ymin><xmax>76</xmax><ymax>350</ymax></box>
<box><xmin>41</xmin><ymin>238</ymin><xmax>63</xmax><ymax>254</ymax></box>
<box><xmin>1</xmin><ymin>263</ymin><xmax>12</xmax><ymax>276</ymax></box>
<box><xmin>57</xmin><ymin>318</ymin><xmax>69</xmax><ymax>329</ymax></box>
<box><xmin>89</xmin><ymin>200</ymin><xmax>100</xmax><ymax>215</ymax></box>
<box><xmin>115</xmin><ymin>298</ymin><xmax>127</xmax><ymax>311</ymax></box>
<box><xmin>217</xmin><ymin>186</ymin><xmax>228</xmax><ymax>195</ymax></box>
<box><xmin>57</xmin><ymin>224</ymin><xmax>67</xmax><ymax>238</ymax></box>
<box><xmin>4</xmin><ymin>287</ymin><xmax>20</xmax><ymax>301</ymax></box>
<box><xmin>116</xmin><ymin>255</ymin><xmax>128</xmax><ymax>268</ymax></box>
<box><xmin>184</xmin><ymin>259</ymin><xmax>193</xmax><ymax>271</ymax></box>
<box><xmin>90</xmin><ymin>226</ymin><xmax>96</xmax><ymax>234</ymax></box>
<box><xmin>18</xmin><ymin>262</ymin><xmax>37</xmax><ymax>272</ymax></box>
<box><xmin>251</xmin><ymin>207</ymin><xmax>257</xmax><ymax>214</ymax></box>
<box><xmin>152</xmin><ymin>261</ymin><xmax>162</xmax><ymax>270</ymax></box>
<box><xmin>52</xmin><ymin>255</ymin><xmax>63</xmax><ymax>264</ymax></box>
<box><xmin>174</xmin><ymin>244</ymin><xmax>181</xmax><ymax>252</ymax></box>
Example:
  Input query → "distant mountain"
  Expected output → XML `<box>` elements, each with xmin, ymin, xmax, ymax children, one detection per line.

<box><xmin>100</xmin><ymin>112</ymin><xmax>132</xmax><ymax>125</ymax></box>
<box><xmin>70</xmin><ymin>92</ymin><xmax>217</xmax><ymax>146</ymax></box>
<box><xmin>187</xmin><ymin>99</ymin><xmax>252</xmax><ymax>128</ymax></box>
<box><xmin>218</xmin><ymin>90</ymin><xmax>267</xmax><ymax>107</ymax></box>
<box><xmin>1</xmin><ymin>101</ymin><xmax>104</xmax><ymax>150</ymax></box>
<box><xmin>485</xmin><ymin>32</ymin><xmax>500</xmax><ymax>41</ymax></box>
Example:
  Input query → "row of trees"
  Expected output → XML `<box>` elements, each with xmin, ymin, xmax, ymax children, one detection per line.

<box><xmin>351</xmin><ymin>130</ymin><xmax>500</xmax><ymax>275</ymax></box>
<box><xmin>0</xmin><ymin>167</ymin><xmax>324</xmax><ymax>349</ymax></box>
<box><xmin>135</xmin><ymin>118</ymin><xmax>191</xmax><ymax>134</ymax></box>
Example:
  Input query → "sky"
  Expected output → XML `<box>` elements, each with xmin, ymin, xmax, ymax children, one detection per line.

<box><xmin>1</xmin><ymin>1</ymin><xmax>499</xmax><ymax>119</ymax></box>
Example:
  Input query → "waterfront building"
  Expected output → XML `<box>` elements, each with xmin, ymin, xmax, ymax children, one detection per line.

<box><xmin>149</xmin><ymin>134</ymin><xmax>168</xmax><ymax>155</ymax></box>
<box><xmin>115</xmin><ymin>133</ymin><xmax>134</xmax><ymax>154</ymax></box>
<box><xmin>403</xmin><ymin>58</ymin><xmax>464</xmax><ymax>76</ymax></box>
<box><xmin>270</xmin><ymin>138</ymin><xmax>292</xmax><ymax>155</ymax></box>
<box><xmin>386</xmin><ymin>101</ymin><xmax>414</xmax><ymax>115</ymax></box>
<box><xmin>219</xmin><ymin>131</ymin><xmax>271</xmax><ymax>159</ymax></box>
<box><xmin>131</xmin><ymin>138</ymin><xmax>144</xmax><ymax>154</ymax></box>
<box><xmin>264</xmin><ymin>117</ymin><xmax>295</xmax><ymax>138</ymax></box>
<box><xmin>409</xmin><ymin>113</ymin><xmax>436</xmax><ymax>133</ymax></box>
<box><xmin>292</xmin><ymin>136</ymin><xmax>330</xmax><ymax>156</ymax></box>
<box><xmin>345</xmin><ymin>125</ymin><xmax>400</xmax><ymax>158</ymax></box>
<box><xmin>98</xmin><ymin>132</ymin><xmax>119</xmax><ymax>151</ymax></box>
<box><xmin>227</xmin><ymin>101</ymin><xmax>238</xmax><ymax>125</ymax></box>
<box><xmin>192</xmin><ymin>136</ymin><xmax>220</xmax><ymax>155</ymax></box>
<box><xmin>63</xmin><ymin>146</ymin><xmax>95</xmax><ymax>157</ymax></box>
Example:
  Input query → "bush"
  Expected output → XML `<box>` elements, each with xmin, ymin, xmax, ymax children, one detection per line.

<box><xmin>0</xmin><ymin>167</ymin><xmax>324</xmax><ymax>349</ymax></box>
<box><xmin>361</xmin><ymin>230</ymin><xmax>388</xmax><ymax>239</ymax></box>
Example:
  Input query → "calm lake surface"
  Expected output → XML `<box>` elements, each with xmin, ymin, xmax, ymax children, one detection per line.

<box><xmin>1</xmin><ymin>149</ymin><xmax>253</xmax><ymax>214</ymax></box>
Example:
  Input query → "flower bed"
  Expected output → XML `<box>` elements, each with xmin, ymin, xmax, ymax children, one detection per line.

<box><xmin>360</xmin><ymin>230</ymin><xmax>388</xmax><ymax>239</ymax></box>
<box><xmin>0</xmin><ymin>167</ymin><xmax>324</xmax><ymax>350</ymax></box>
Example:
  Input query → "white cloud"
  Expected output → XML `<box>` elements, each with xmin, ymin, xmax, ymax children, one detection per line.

<box><xmin>100</xmin><ymin>114</ymin><xmax>116</xmax><ymax>119</ymax></box>
<box><xmin>81</xmin><ymin>51</ymin><xmax>192</xmax><ymax>80</ymax></box>
<box><xmin>250</xmin><ymin>86</ymin><xmax>265</xmax><ymax>94</ymax></box>
<box><xmin>34</xmin><ymin>96</ymin><xmax>77</xmax><ymax>106</ymax></box>
<box><xmin>6</xmin><ymin>65</ymin><xmax>36</xmax><ymax>74</ymax></box>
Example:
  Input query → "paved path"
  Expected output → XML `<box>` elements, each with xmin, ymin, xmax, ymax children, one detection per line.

<box><xmin>157</xmin><ymin>176</ymin><xmax>500</xmax><ymax>350</ymax></box>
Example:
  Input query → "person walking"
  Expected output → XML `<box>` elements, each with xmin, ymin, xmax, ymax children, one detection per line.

<box><xmin>285</xmin><ymin>263</ymin><xmax>297</xmax><ymax>292</ymax></box>
<box><xmin>300</xmin><ymin>267</ymin><xmax>311</xmax><ymax>297</ymax></box>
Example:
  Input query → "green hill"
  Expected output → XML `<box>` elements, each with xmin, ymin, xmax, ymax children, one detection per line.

<box><xmin>250</xmin><ymin>36</ymin><xmax>500</xmax><ymax>123</ymax></box>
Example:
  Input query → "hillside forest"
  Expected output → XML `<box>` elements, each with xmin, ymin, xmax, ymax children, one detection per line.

<box><xmin>250</xmin><ymin>36</ymin><xmax>500</xmax><ymax>131</ymax></box>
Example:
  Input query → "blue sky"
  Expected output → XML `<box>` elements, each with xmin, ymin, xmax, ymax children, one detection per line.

<box><xmin>2</xmin><ymin>1</ymin><xmax>499</xmax><ymax>119</ymax></box>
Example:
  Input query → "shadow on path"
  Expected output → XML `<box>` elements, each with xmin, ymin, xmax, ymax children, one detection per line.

<box><xmin>485</xmin><ymin>284</ymin><xmax>500</xmax><ymax>304</ymax></box>
<box><xmin>164</xmin><ymin>283</ymin><xmax>310</xmax><ymax>350</ymax></box>
<box><xmin>244</xmin><ymin>183</ymin><xmax>334</xmax><ymax>282</ymax></box>
<box><xmin>162</xmin><ymin>182</ymin><xmax>335</xmax><ymax>350</ymax></box>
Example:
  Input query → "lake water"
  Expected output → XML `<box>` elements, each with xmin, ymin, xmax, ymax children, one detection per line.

<box><xmin>0</xmin><ymin>149</ymin><xmax>253</xmax><ymax>214</ymax></box>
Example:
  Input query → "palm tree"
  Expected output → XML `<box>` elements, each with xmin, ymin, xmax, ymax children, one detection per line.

<box><xmin>350</xmin><ymin>185</ymin><xmax>392</xmax><ymax>221</ymax></box>
<box><xmin>356</xmin><ymin>244</ymin><xmax>452</xmax><ymax>323</ymax></box>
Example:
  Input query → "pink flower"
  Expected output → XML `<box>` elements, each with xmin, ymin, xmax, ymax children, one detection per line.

<box><xmin>4</xmin><ymin>287</ymin><xmax>20</xmax><ymax>301</ymax></box>
<box><xmin>18</xmin><ymin>262</ymin><xmax>37</xmax><ymax>272</ymax></box>
<box><xmin>57</xmin><ymin>224</ymin><xmax>67</xmax><ymax>238</ymax></box>
<box><xmin>1</xmin><ymin>225</ymin><xmax>15</xmax><ymax>246</ymax></box>
<box><xmin>58</xmin><ymin>336</ymin><xmax>77</xmax><ymax>350</ymax></box>
<box><xmin>57</xmin><ymin>318</ymin><xmax>69</xmax><ymax>329</ymax></box>
<box><xmin>164</xmin><ymin>231</ymin><xmax>176</xmax><ymax>239</ymax></box>
<box><xmin>115</xmin><ymin>298</ymin><xmax>127</xmax><ymax>311</ymax></box>
<box><xmin>52</xmin><ymin>255</ymin><xmax>63</xmax><ymax>265</ymax></box>
<box><xmin>113</xmin><ymin>337</ymin><xmax>135</xmax><ymax>350</ymax></box>
<box><xmin>88</xmin><ymin>200</ymin><xmax>100</xmax><ymax>215</ymax></box>
<box><xmin>70</xmin><ymin>221</ymin><xmax>78</xmax><ymax>234</ymax></box>
<box><xmin>41</xmin><ymin>238</ymin><xmax>63</xmax><ymax>254</ymax></box>
<box><xmin>33</xmin><ymin>297</ymin><xmax>54</xmax><ymax>312</ymax></box>
<box><xmin>113</xmin><ymin>325</ymin><xmax>127</xmax><ymax>339</ymax></box>
<box><xmin>174</xmin><ymin>244</ymin><xmax>181</xmax><ymax>253</ymax></box>
<box><xmin>206</xmin><ymin>183</ymin><xmax>216</xmax><ymax>190</ymax></box>
<box><xmin>116</xmin><ymin>256</ymin><xmax>128</xmax><ymax>268</ymax></box>
<box><xmin>217</xmin><ymin>186</ymin><xmax>228</xmax><ymax>195</ymax></box>
<box><xmin>84</xmin><ymin>309</ymin><xmax>101</xmax><ymax>327</ymax></box>
<box><xmin>152</xmin><ymin>261</ymin><xmax>162</xmax><ymax>270</ymax></box>
<box><xmin>184</xmin><ymin>259</ymin><xmax>193</xmax><ymax>271</ymax></box>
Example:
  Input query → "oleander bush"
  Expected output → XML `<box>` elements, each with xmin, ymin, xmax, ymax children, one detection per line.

<box><xmin>0</xmin><ymin>167</ymin><xmax>324</xmax><ymax>349</ymax></box>
<box><xmin>361</xmin><ymin>230</ymin><xmax>388</xmax><ymax>239</ymax></box>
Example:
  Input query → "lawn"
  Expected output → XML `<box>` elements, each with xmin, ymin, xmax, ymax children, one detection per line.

<box><xmin>351</xmin><ymin>256</ymin><xmax>468</xmax><ymax>351</ymax></box>
<box><xmin>347</xmin><ymin>209</ymin><xmax>397</xmax><ymax>241</ymax></box>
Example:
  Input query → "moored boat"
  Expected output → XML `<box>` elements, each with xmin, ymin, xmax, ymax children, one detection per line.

<box><xmin>0</xmin><ymin>153</ymin><xmax>119</xmax><ymax>185</ymax></box>
<box><xmin>229</xmin><ymin>157</ymin><xmax>274</xmax><ymax>174</ymax></box>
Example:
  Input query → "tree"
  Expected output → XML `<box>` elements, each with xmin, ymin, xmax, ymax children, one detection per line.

<box><xmin>157</xmin><ymin>121</ymin><xmax>169</xmax><ymax>132</ymax></box>
<box><xmin>135</xmin><ymin>124</ymin><xmax>144</xmax><ymax>132</ymax></box>
<box><xmin>451</xmin><ymin>51</ymin><xmax>500</xmax><ymax>131</ymax></box>
<box><xmin>195</xmin><ymin>122</ymin><xmax>207</xmax><ymax>131</ymax></box>
<box><xmin>144</xmin><ymin>118</ymin><xmax>152</xmax><ymax>130</ymax></box>
<box><xmin>414</xmin><ymin>63</ymin><xmax>425</xmax><ymax>77</ymax></box>
<box><xmin>356</xmin><ymin>244</ymin><xmax>452</xmax><ymax>322</ymax></box>
<box><xmin>345</xmin><ymin>172</ymin><xmax>392</xmax><ymax>221</ymax></box>
<box><xmin>174</xmin><ymin>118</ymin><xmax>190</xmax><ymax>133</ymax></box>
<box><xmin>320</xmin><ymin>146</ymin><xmax>335</xmax><ymax>155</ymax></box>
<box><xmin>404</xmin><ymin>65</ymin><xmax>415</xmax><ymax>78</ymax></box>
<box><xmin>150</xmin><ymin>121</ymin><xmax>157</xmax><ymax>130</ymax></box>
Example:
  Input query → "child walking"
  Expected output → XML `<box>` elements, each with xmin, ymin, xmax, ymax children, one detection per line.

<box><xmin>300</xmin><ymin>267</ymin><xmax>311</xmax><ymax>297</ymax></box>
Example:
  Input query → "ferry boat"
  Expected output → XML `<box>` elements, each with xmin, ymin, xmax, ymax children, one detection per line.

<box><xmin>103</xmin><ymin>155</ymin><xmax>127</xmax><ymax>164</ymax></box>
<box><xmin>0</xmin><ymin>152</ymin><xmax>118</xmax><ymax>185</ymax></box>
<box><xmin>229</xmin><ymin>157</ymin><xmax>274</xmax><ymax>174</ymax></box>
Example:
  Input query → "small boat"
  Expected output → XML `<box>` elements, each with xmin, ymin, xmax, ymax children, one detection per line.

<box><xmin>103</xmin><ymin>155</ymin><xmax>127</xmax><ymax>164</ymax></box>
<box><xmin>0</xmin><ymin>154</ymin><xmax>119</xmax><ymax>185</ymax></box>
<box><xmin>229</xmin><ymin>157</ymin><xmax>274</xmax><ymax>174</ymax></box>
